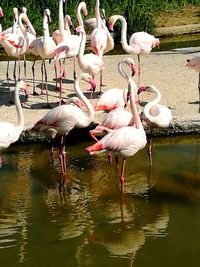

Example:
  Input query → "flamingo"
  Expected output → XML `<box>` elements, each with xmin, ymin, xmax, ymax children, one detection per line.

<box><xmin>109</xmin><ymin>15</ymin><xmax>160</xmax><ymax>87</ymax></box>
<box><xmin>0</xmin><ymin>12</ymin><xmax>31</xmax><ymax>84</ymax></box>
<box><xmin>94</xmin><ymin>57</ymin><xmax>136</xmax><ymax>111</ymax></box>
<box><xmin>186</xmin><ymin>56</ymin><xmax>200</xmax><ymax>112</ymax></box>
<box><xmin>0</xmin><ymin>7</ymin><xmax>4</xmax><ymax>33</ymax></box>
<box><xmin>30</xmin><ymin>73</ymin><xmax>96</xmax><ymax>173</ymax></box>
<box><xmin>76</xmin><ymin>25</ymin><xmax>104</xmax><ymax>99</ymax></box>
<box><xmin>84</xmin><ymin>8</ymin><xmax>106</xmax><ymax>31</ymax></box>
<box><xmin>86</xmin><ymin>78</ymin><xmax>147</xmax><ymax>192</ymax></box>
<box><xmin>90</xmin><ymin>0</ymin><xmax>114</xmax><ymax>94</ymax></box>
<box><xmin>137</xmin><ymin>85</ymin><xmax>172</xmax><ymax>166</ymax></box>
<box><xmin>0</xmin><ymin>80</ymin><xmax>28</xmax><ymax>165</ymax></box>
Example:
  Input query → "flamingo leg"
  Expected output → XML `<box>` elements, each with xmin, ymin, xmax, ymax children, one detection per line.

<box><xmin>32</xmin><ymin>60</ymin><xmax>38</xmax><ymax>95</ymax></box>
<box><xmin>13</xmin><ymin>59</ymin><xmax>17</xmax><ymax>84</ymax></box>
<box><xmin>62</xmin><ymin>58</ymin><xmax>67</xmax><ymax>79</ymax></box>
<box><xmin>59</xmin><ymin>135</ymin><xmax>67</xmax><ymax>173</ymax></box>
<box><xmin>137</xmin><ymin>54</ymin><xmax>141</xmax><ymax>103</ymax></box>
<box><xmin>120</xmin><ymin>158</ymin><xmax>126</xmax><ymax>192</ymax></box>
<box><xmin>6</xmin><ymin>60</ymin><xmax>10</xmax><ymax>90</ymax></box>
<box><xmin>198</xmin><ymin>73</ymin><xmax>200</xmax><ymax>113</ymax></box>
<box><xmin>73</xmin><ymin>57</ymin><xmax>76</xmax><ymax>80</ymax></box>
<box><xmin>18</xmin><ymin>57</ymin><xmax>21</xmax><ymax>81</ymax></box>
<box><xmin>41</xmin><ymin>60</ymin><xmax>44</xmax><ymax>94</ymax></box>
<box><xmin>23</xmin><ymin>54</ymin><xmax>27</xmax><ymax>83</ymax></box>
<box><xmin>148</xmin><ymin>130</ymin><xmax>153</xmax><ymax>166</ymax></box>
<box><xmin>44</xmin><ymin>60</ymin><xmax>50</xmax><ymax>107</ymax></box>
<box><xmin>53</xmin><ymin>60</ymin><xmax>58</xmax><ymax>91</ymax></box>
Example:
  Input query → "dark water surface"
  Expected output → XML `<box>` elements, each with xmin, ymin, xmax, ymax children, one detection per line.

<box><xmin>0</xmin><ymin>135</ymin><xmax>200</xmax><ymax>266</ymax></box>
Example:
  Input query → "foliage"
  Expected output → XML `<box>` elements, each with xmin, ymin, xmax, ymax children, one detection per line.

<box><xmin>0</xmin><ymin>0</ymin><xmax>199</xmax><ymax>36</ymax></box>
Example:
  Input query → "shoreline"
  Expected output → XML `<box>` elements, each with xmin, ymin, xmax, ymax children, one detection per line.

<box><xmin>0</xmin><ymin>49</ymin><xmax>200</xmax><ymax>144</ymax></box>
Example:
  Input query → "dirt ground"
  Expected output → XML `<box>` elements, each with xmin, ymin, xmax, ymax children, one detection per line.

<box><xmin>0</xmin><ymin>47</ymin><xmax>200</xmax><ymax>139</ymax></box>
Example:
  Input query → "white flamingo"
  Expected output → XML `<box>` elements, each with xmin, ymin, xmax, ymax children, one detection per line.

<box><xmin>137</xmin><ymin>85</ymin><xmax>172</xmax><ymax>166</ymax></box>
<box><xmin>30</xmin><ymin>73</ymin><xmax>96</xmax><ymax>173</ymax></box>
<box><xmin>86</xmin><ymin>78</ymin><xmax>147</xmax><ymax>192</ymax></box>
<box><xmin>0</xmin><ymin>80</ymin><xmax>28</xmax><ymax>165</ymax></box>
<box><xmin>109</xmin><ymin>15</ymin><xmax>160</xmax><ymax>86</ymax></box>
<box><xmin>186</xmin><ymin>56</ymin><xmax>200</xmax><ymax>112</ymax></box>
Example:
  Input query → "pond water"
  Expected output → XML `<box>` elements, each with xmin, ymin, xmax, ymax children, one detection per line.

<box><xmin>0</xmin><ymin>135</ymin><xmax>200</xmax><ymax>267</ymax></box>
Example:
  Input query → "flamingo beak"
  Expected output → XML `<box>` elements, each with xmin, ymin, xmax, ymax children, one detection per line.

<box><xmin>24</xmin><ymin>84</ymin><xmax>29</xmax><ymax>99</ymax></box>
<box><xmin>137</xmin><ymin>86</ymin><xmax>147</xmax><ymax>95</ymax></box>
<box><xmin>131</xmin><ymin>64</ymin><xmax>136</xmax><ymax>77</ymax></box>
<box><xmin>90</xmin><ymin>78</ymin><xmax>96</xmax><ymax>92</ymax></box>
<box><xmin>109</xmin><ymin>21</ymin><xmax>114</xmax><ymax>31</ymax></box>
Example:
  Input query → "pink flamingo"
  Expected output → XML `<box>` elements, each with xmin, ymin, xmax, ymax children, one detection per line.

<box><xmin>94</xmin><ymin>57</ymin><xmax>136</xmax><ymax>111</ymax></box>
<box><xmin>30</xmin><ymin>73</ymin><xmax>96</xmax><ymax>173</ymax></box>
<box><xmin>90</xmin><ymin>0</ymin><xmax>114</xmax><ymax>93</ymax></box>
<box><xmin>0</xmin><ymin>80</ymin><xmax>28</xmax><ymax>165</ymax></box>
<box><xmin>0</xmin><ymin>7</ymin><xmax>4</xmax><ymax>32</ymax></box>
<box><xmin>186</xmin><ymin>56</ymin><xmax>200</xmax><ymax>112</ymax></box>
<box><xmin>137</xmin><ymin>85</ymin><xmax>172</xmax><ymax>166</ymax></box>
<box><xmin>84</xmin><ymin>8</ymin><xmax>106</xmax><ymax>31</ymax></box>
<box><xmin>86</xmin><ymin>78</ymin><xmax>147</xmax><ymax>192</ymax></box>
<box><xmin>109</xmin><ymin>15</ymin><xmax>160</xmax><ymax>86</ymax></box>
<box><xmin>77</xmin><ymin>25</ymin><xmax>104</xmax><ymax>99</ymax></box>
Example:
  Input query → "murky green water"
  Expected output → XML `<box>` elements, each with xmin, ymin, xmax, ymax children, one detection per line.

<box><xmin>0</xmin><ymin>135</ymin><xmax>200</xmax><ymax>266</ymax></box>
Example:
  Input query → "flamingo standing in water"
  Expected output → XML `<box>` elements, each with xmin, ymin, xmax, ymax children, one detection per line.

<box><xmin>186</xmin><ymin>56</ymin><xmax>200</xmax><ymax>112</ymax></box>
<box><xmin>94</xmin><ymin>57</ymin><xmax>136</xmax><ymax>111</ymax></box>
<box><xmin>137</xmin><ymin>85</ymin><xmax>172</xmax><ymax>166</ymax></box>
<box><xmin>109</xmin><ymin>15</ymin><xmax>159</xmax><ymax>87</ymax></box>
<box><xmin>30</xmin><ymin>73</ymin><xmax>96</xmax><ymax>173</ymax></box>
<box><xmin>77</xmin><ymin>25</ymin><xmax>104</xmax><ymax>99</ymax></box>
<box><xmin>0</xmin><ymin>80</ymin><xmax>28</xmax><ymax>166</ymax></box>
<box><xmin>86</xmin><ymin>78</ymin><xmax>147</xmax><ymax>192</ymax></box>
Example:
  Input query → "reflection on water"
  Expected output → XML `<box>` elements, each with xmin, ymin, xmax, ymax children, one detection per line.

<box><xmin>0</xmin><ymin>136</ymin><xmax>200</xmax><ymax>266</ymax></box>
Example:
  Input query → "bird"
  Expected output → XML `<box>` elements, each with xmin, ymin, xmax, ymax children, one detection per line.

<box><xmin>137</xmin><ymin>85</ymin><xmax>172</xmax><ymax>166</ymax></box>
<box><xmin>76</xmin><ymin>25</ymin><xmax>104</xmax><ymax>99</ymax></box>
<box><xmin>86</xmin><ymin>77</ymin><xmax>147</xmax><ymax>192</ymax></box>
<box><xmin>94</xmin><ymin>57</ymin><xmax>136</xmax><ymax>111</ymax></box>
<box><xmin>186</xmin><ymin>56</ymin><xmax>200</xmax><ymax>112</ymax></box>
<box><xmin>109</xmin><ymin>15</ymin><xmax>160</xmax><ymax>87</ymax></box>
<box><xmin>84</xmin><ymin>7</ymin><xmax>106</xmax><ymax>31</ymax></box>
<box><xmin>0</xmin><ymin>80</ymin><xmax>28</xmax><ymax>165</ymax></box>
<box><xmin>89</xmin><ymin>0</ymin><xmax>114</xmax><ymax>94</ymax></box>
<box><xmin>0</xmin><ymin>7</ymin><xmax>4</xmax><ymax>33</ymax></box>
<box><xmin>30</xmin><ymin>73</ymin><xmax>96</xmax><ymax>173</ymax></box>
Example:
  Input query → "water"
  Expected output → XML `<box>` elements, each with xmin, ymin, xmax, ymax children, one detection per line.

<box><xmin>0</xmin><ymin>135</ymin><xmax>200</xmax><ymax>266</ymax></box>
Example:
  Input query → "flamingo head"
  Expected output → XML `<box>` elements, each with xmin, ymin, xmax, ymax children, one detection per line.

<box><xmin>13</xmin><ymin>7</ymin><xmax>18</xmax><ymax>22</ymax></box>
<box><xmin>137</xmin><ymin>86</ymin><xmax>148</xmax><ymax>95</ymax></box>
<box><xmin>89</xmin><ymin>78</ymin><xmax>96</xmax><ymax>92</ymax></box>
<box><xmin>17</xmin><ymin>80</ymin><xmax>29</xmax><ymax>99</ymax></box>
<box><xmin>153</xmin><ymin>38</ymin><xmax>160</xmax><ymax>48</ymax></box>
<box><xmin>66</xmin><ymin>97</ymin><xmax>84</xmax><ymax>108</ymax></box>
<box><xmin>21</xmin><ymin>7</ymin><xmax>27</xmax><ymax>14</ymax></box>
<box><xmin>81</xmin><ymin>2</ymin><xmax>88</xmax><ymax>17</ymax></box>
<box><xmin>0</xmin><ymin>7</ymin><xmax>4</xmax><ymax>18</ymax></box>
<box><xmin>108</xmin><ymin>21</ymin><xmax>114</xmax><ymax>32</ymax></box>
<box><xmin>44</xmin><ymin>9</ymin><xmax>51</xmax><ymax>24</ymax></box>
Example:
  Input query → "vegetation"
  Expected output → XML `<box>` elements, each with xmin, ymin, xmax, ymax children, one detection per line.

<box><xmin>0</xmin><ymin>0</ymin><xmax>200</xmax><ymax>37</ymax></box>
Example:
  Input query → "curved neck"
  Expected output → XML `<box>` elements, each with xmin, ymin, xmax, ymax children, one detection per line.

<box><xmin>117</xmin><ymin>16</ymin><xmax>133</xmax><ymax>53</ymax></box>
<box><xmin>78</xmin><ymin>29</ymin><xmax>86</xmax><ymax>65</ymax></box>
<box><xmin>12</xmin><ymin>9</ymin><xmax>19</xmax><ymax>33</ymax></box>
<box><xmin>74</xmin><ymin>76</ymin><xmax>95</xmax><ymax>121</ymax></box>
<box><xmin>118</xmin><ymin>60</ymin><xmax>129</xmax><ymax>81</ymax></box>
<box><xmin>18</xmin><ymin>13</ymin><xmax>27</xmax><ymax>38</ymax></box>
<box><xmin>101</xmin><ymin>19</ymin><xmax>114</xmax><ymax>54</ymax></box>
<box><xmin>77</xmin><ymin>3</ymin><xmax>85</xmax><ymax>27</ymax></box>
<box><xmin>145</xmin><ymin>86</ymin><xmax>161</xmax><ymax>112</ymax></box>
<box><xmin>58</xmin><ymin>0</ymin><xmax>65</xmax><ymax>39</ymax></box>
<box><xmin>128</xmin><ymin>78</ymin><xmax>143</xmax><ymax>129</ymax></box>
<box><xmin>15</xmin><ymin>85</ymin><xmax>24</xmax><ymax>128</ymax></box>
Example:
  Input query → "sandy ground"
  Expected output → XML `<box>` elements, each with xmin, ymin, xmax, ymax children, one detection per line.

<box><xmin>0</xmin><ymin>48</ymin><xmax>200</xmax><ymax>141</ymax></box>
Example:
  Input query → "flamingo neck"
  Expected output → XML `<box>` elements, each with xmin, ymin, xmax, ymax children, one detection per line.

<box><xmin>18</xmin><ymin>13</ymin><xmax>28</xmax><ymax>39</ymax></box>
<box><xmin>43</xmin><ymin>13</ymin><xmax>50</xmax><ymax>38</ymax></box>
<box><xmin>116</xmin><ymin>16</ymin><xmax>132</xmax><ymax>53</ymax></box>
<box><xmin>95</xmin><ymin>0</ymin><xmax>101</xmax><ymax>28</ymax></box>
<box><xmin>74</xmin><ymin>76</ymin><xmax>95</xmax><ymax>122</ymax></box>
<box><xmin>118</xmin><ymin>60</ymin><xmax>129</xmax><ymax>81</ymax></box>
<box><xmin>58</xmin><ymin>0</ymin><xmax>65</xmax><ymax>39</ymax></box>
<box><xmin>77</xmin><ymin>3</ymin><xmax>85</xmax><ymax>27</ymax></box>
<box><xmin>15</xmin><ymin>84</ymin><xmax>24</xmax><ymax>129</ymax></box>
<box><xmin>101</xmin><ymin>19</ymin><xmax>114</xmax><ymax>54</ymax></box>
<box><xmin>145</xmin><ymin>86</ymin><xmax>161</xmax><ymax>113</ymax></box>
<box><xmin>78</xmin><ymin>30</ymin><xmax>86</xmax><ymax>66</ymax></box>
<box><xmin>128</xmin><ymin>78</ymin><xmax>143</xmax><ymax>129</ymax></box>
<box><xmin>12</xmin><ymin>8</ymin><xmax>19</xmax><ymax>33</ymax></box>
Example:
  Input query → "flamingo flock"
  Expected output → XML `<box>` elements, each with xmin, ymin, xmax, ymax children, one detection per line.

<box><xmin>0</xmin><ymin>0</ymin><xmax>178</xmax><ymax>193</ymax></box>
